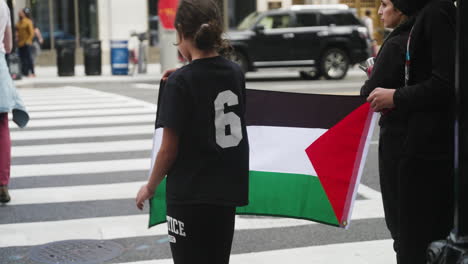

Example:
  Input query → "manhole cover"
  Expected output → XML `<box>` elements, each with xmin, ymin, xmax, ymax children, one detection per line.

<box><xmin>29</xmin><ymin>240</ymin><xmax>124</xmax><ymax>264</ymax></box>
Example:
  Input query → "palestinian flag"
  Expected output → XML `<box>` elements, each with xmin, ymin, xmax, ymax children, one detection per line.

<box><xmin>149</xmin><ymin>89</ymin><xmax>376</xmax><ymax>228</ymax></box>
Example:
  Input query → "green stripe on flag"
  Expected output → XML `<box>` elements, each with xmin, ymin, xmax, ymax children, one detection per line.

<box><xmin>237</xmin><ymin>171</ymin><xmax>339</xmax><ymax>226</ymax></box>
<box><xmin>149</xmin><ymin>179</ymin><xmax>167</xmax><ymax>227</ymax></box>
<box><xmin>149</xmin><ymin>171</ymin><xmax>339</xmax><ymax>228</ymax></box>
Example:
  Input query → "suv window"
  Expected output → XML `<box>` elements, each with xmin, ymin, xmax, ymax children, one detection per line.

<box><xmin>319</xmin><ymin>12</ymin><xmax>362</xmax><ymax>26</ymax></box>
<box><xmin>257</xmin><ymin>14</ymin><xmax>291</xmax><ymax>29</ymax></box>
<box><xmin>295</xmin><ymin>13</ymin><xmax>319</xmax><ymax>27</ymax></box>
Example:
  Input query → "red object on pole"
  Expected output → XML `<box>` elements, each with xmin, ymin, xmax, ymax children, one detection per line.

<box><xmin>158</xmin><ymin>0</ymin><xmax>179</xmax><ymax>30</ymax></box>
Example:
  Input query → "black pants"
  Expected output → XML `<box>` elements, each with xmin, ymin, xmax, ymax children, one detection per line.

<box><xmin>166</xmin><ymin>203</ymin><xmax>236</xmax><ymax>264</ymax></box>
<box><xmin>19</xmin><ymin>45</ymin><xmax>34</xmax><ymax>76</ymax></box>
<box><xmin>397</xmin><ymin>156</ymin><xmax>453</xmax><ymax>264</ymax></box>
<box><xmin>378</xmin><ymin>125</ymin><xmax>405</xmax><ymax>255</ymax></box>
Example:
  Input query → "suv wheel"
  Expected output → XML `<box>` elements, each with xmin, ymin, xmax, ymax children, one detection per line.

<box><xmin>320</xmin><ymin>48</ymin><xmax>349</xmax><ymax>80</ymax></box>
<box><xmin>230</xmin><ymin>50</ymin><xmax>248</xmax><ymax>73</ymax></box>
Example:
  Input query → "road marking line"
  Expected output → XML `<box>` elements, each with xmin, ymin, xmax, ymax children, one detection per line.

<box><xmin>12</xmin><ymin>139</ymin><xmax>152</xmax><ymax>157</ymax></box>
<box><xmin>11</xmin><ymin>158</ymin><xmax>151</xmax><ymax>178</ymax></box>
<box><xmin>10</xmin><ymin>115</ymin><xmax>155</xmax><ymax>128</ymax></box>
<box><xmin>22</xmin><ymin>102</ymin><xmax>144</xmax><ymax>112</ymax></box>
<box><xmin>0</xmin><ymin>199</ymin><xmax>384</xmax><ymax>247</ymax></box>
<box><xmin>24</xmin><ymin>98</ymin><xmax>128</xmax><ymax>106</ymax></box>
<box><xmin>357</xmin><ymin>184</ymin><xmax>382</xmax><ymax>200</ymax></box>
<box><xmin>121</xmin><ymin>239</ymin><xmax>395</xmax><ymax>264</ymax></box>
<box><xmin>28</xmin><ymin>108</ymin><xmax>155</xmax><ymax>119</ymax></box>
<box><xmin>134</xmin><ymin>83</ymin><xmax>159</xmax><ymax>89</ymax></box>
<box><xmin>11</xmin><ymin>125</ymin><xmax>152</xmax><ymax>140</ymax></box>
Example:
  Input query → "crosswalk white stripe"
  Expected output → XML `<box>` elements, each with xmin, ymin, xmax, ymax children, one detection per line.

<box><xmin>12</xmin><ymin>140</ymin><xmax>152</xmax><ymax>157</ymax></box>
<box><xmin>10</xmin><ymin>114</ymin><xmax>155</xmax><ymax>128</ymax></box>
<box><xmin>10</xmin><ymin>125</ymin><xmax>152</xmax><ymax>140</ymax></box>
<box><xmin>21</xmin><ymin>94</ymin><xmax>111</xmax><ymax>101</ymax></box>
<box><xmin>11</xmin><ymin>158</ymin><xmax>150</xmax><ymax>178</ymax></box>
<box><xmin>133</xmin><ymin>83</ymin><xmax>160</xmax><ymax>90</ymax></box>
<box><xmin>9</xmin><ymin>181</ymin><xmax>147</xmax><ymax>205</ymax></box>
<box><xmin>117</xmin><ymin>240</ymin><xmax>395</xmax><ymax>264</ymax></box>
<box><xmin>28</xmin><ymin>108</ymin><xmax>155</xmax><ymax>118</ymax></box>
<box><xmin>25</xmin><ymin>102</ymin><xmax>144</xmax><ymax>112</ymax></box>
<box><xmin>24</xmin><ymin>98</ymin><xmax>129</xmax><ymax>106</ymax></box>
<box><xmin>0</xmin><ymin>199</ymin><xmax>384</xmax><ymax>248</ymax></box>
<box><xmin>66</xmin><ymin>86</ymin><xmax>157</xmax><ymax>109</ymax></box>
<box><xmin>228</xmin><ymin>239</ymin><xmax>395</xmax><ymax>264</ymax></box>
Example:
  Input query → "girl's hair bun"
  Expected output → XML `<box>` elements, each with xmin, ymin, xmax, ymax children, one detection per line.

<box><xmin>175</xmin><ymin>0</ymin><xmax>231</xmax><ymax>53</ymax></box>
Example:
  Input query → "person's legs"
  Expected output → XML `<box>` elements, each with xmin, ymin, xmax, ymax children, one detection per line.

<box><xmin>18</xmin><ymin>46</ymin><xmax>28</xmax><ymax>76</ymax></box>
<box><xmin>378</xmin><ymin>125</ymin><xmax>406</xmax><ymax>260</ymax></box>
<box><xmin>166</xmin><ymin>203</ymin><xmax>236</xmax><ymax>264</ymax></box>
<box><xmin>0</xmin><ymin>113</ymin><xmax>11</xmax><ymax>203</ymax></box>
<box><xmin>25</xmin><ymin>45</ymin><xmax>35</xmax><ymax>76</ymax></box>
<box><xmin>398</xmin><ymin>157</ymin><xmax>453</xmax><ymax>264</ymax></box>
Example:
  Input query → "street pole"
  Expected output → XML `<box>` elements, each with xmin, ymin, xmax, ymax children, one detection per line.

<box><xmin>48</xmin><ymin>0</ymin><xmax>55</xmax><ymax>49</ymax></box>
<box><xmin>427</xmin><ymin>0</ymin><xmax>468</xmax><ymax>262</ymax></box>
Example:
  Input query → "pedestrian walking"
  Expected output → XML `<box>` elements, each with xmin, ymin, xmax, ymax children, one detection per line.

<box><xmin>128</xmin><ymin>31</ymin><xmax>139</xmax><ymax>75</ymax></box>
<box><xmin>362</xmin><ymin>10</ymin><xmax>375</xmax><ymax>39</ymax></box>
<box><xmin>366</xmin><ymin>0</ymin><xmax>457</xmax><ymax>263</ymax></box>
<box><xmin>135</xmin><ymin>1</ymin><xmax>249</xmax><ymax>263</ymax></box>
<box><xmin>360</xmin><ymin>0</ymin><xmax>418</xmax><ymax>261</ymax></box>
<box><xmin>16</xmin><ymin>7</ymin><xmax>35</xmax><ymax>77</ymax></box>
<box><xmin>0</xmin><ymin>0</ymin><xmax>29</xmax><ymax>203</ymax></box>
<box><xmin>23</xmin><ymin>8</ymin><xmax>43</xmax><ymax>67</ymax></box>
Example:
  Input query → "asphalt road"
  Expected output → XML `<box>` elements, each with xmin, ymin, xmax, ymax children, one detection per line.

<box><xmin>0</xmin><ymin>68</ymin><xmax>392</xmax><ymax>264</ymax></box>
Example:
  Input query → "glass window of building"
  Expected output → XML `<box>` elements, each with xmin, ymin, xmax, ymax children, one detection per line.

<box><xmin>30</xmin><ymin>0</ymin><xmax>98</xmax><ymax>49</ymax></box>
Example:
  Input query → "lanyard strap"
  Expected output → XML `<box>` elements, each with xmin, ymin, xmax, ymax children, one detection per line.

<box><xmin>405</xmin><ymin>26</ymin><xmax>415</xmax><ymax>86</ymax></box>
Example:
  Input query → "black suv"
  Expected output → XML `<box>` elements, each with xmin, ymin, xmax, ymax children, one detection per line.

<box><xmin>227</xmin><ymin>5</ymin><xmax>371</xmax><ymax>80</ymax></box>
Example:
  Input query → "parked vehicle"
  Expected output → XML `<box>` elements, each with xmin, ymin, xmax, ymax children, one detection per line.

<box><xmin>226</xmin><ymin>4</ymin><xmax>372</xmax><ymax>80</ymax></box>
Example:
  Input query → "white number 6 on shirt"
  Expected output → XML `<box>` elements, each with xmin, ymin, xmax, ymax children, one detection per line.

<box><xmin>214</xmin><ymin>90</ymin><xmax>243</xmax><ymax>148</ymax></box>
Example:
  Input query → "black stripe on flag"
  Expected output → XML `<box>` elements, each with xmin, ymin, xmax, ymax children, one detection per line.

<box><xmin>246</xmin><ymin>89</ymin><xmax>367</xmax><ymax>129</ymax></box>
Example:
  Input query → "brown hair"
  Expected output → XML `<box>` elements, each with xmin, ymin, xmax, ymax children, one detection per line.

<box><xmin>175</xmin><ymin>0</ymin><xmax>230</xmax><ymax>52</ymax></box>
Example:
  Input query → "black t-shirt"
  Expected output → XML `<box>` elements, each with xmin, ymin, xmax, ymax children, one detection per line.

<box><xmin>156</xmin><ymin>56</ymin><xmax>249</xmax><ymax>206</ymax></box>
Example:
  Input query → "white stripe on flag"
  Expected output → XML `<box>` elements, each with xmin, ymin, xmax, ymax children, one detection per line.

<box><xmin>11</xmin><ymin>158</ymin><xmax>151</xmax><ymax>178</ymax></box>
<box><xmin>12</xmin><ymin>140</ymin><xmax>152</xmax><ymax>157</ymax></box>
<box><xmin>344</xmin><ymin>113</ymin><xmax>379</xmax><ymax>229</ymax></box>
<box><xmin>10</xmin><ymin>125</ymin><xmax>153</xmax><ymax>140</ymax></box>
<box><xmin>248</xmin><ymin>126</ymin><xmax>326</xmax><ymax>176</ymax></box>
<box><xmin>0</xmin><ymin>199</ymin><xmax>384</xmax><ymax>247</ymax></box>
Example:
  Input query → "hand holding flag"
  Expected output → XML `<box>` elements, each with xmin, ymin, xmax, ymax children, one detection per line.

<box><xmin>367</xmin><ymin>88</ymin><xmax>395</xmax><ymax>112</ymax></box>
<box><xmin>136</xmin><ymin>184</ymin><xmax>154</xmax><ymax>210</ymax></box>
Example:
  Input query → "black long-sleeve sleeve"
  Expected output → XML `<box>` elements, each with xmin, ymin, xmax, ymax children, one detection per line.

<box><xmin>360</xmin><ymin>36</ymin><xmax>407</xmax><ymax>97</ymax></box>
<box><xmin>393</xmin><ymin>1</ymin><xmax>456</xmax><ymax>111</ymax></box>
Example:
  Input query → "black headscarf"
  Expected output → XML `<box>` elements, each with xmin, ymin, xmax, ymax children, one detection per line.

<box><xmin>391</xmin><ymin>0</ymin><xmax>421</xmax><ymax>16</ymax></box>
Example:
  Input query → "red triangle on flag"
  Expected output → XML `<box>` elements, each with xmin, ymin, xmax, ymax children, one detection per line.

<box><xmin>305</xmin><ymin>103</ymin><xmax>373</xmax><ymax>226</ymax></box>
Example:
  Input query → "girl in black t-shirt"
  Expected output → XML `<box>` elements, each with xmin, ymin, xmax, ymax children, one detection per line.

<box><xmin>136</xmin><ymin>1</ymin><xmax>249</xmax><ymax>263</ymax></box>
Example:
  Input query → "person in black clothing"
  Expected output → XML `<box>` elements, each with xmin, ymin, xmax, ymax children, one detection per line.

<box><xmin>367</xmin><ymin>0</ymin><xmax>456</xmax><ymax>263</ymax></box>
<box><xmin>135</xmin><ymin>1</ymin><xmax>249</xmax><ymax>263</ymax></box>
<box><xmin>360</xmin><ymin>0</ymin><xmax>417</xmax><ymax>261</ymax></box>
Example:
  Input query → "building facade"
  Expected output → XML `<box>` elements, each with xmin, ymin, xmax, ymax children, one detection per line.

<box><xmin>11</xmin><ymin>0</ymin><xmax>148</xmax><ymax>52</ymax></box>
